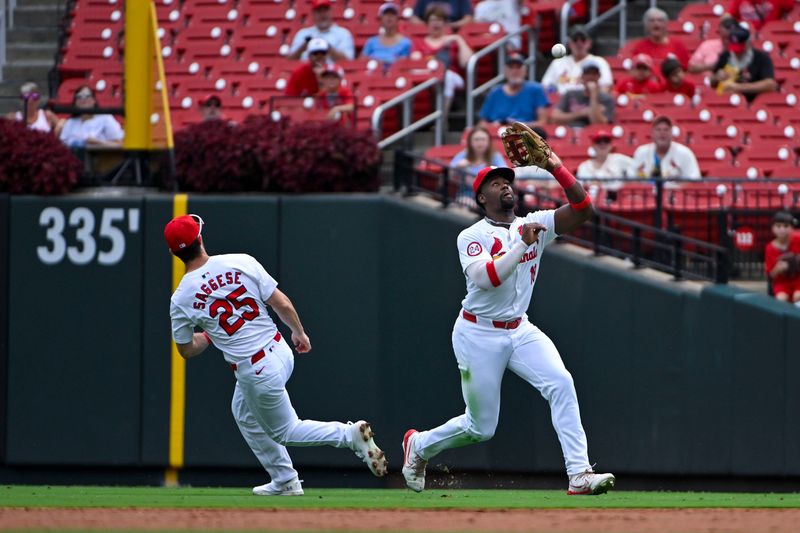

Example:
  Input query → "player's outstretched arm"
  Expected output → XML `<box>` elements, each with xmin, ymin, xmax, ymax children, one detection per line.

<box><xmin>175</xmin><ymin>332</ymin><xmax>213</xmax><ymax>360</ymax></box>
<box><xmin>266</xmin><ymin>288</ymin><xmax>312</xmax><ymax>353</ymax></box>
<box><xmin>546</xmin><ymin>152</ymin><xmax>594</xmax><ymax>235</ymax></box>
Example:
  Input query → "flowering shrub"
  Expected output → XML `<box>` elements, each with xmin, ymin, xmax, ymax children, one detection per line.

<box><xmin>171</xmin><ymin>117</ymin><xmax>381</xmax><ymax>193</ymax></box>
<box><xmin>0</xmin><ymin>119</ymin><xmax>82</xmax><ymax>195</ymax></box>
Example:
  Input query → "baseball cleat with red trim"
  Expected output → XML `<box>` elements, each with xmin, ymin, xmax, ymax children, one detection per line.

<box><xmin>402</xmin><ymin>429</ymin><xmax>428</xmax><ymax>492</ymax></box>
<box><xmin>567</xmin><ymin>470</ymin><xmax>615</xmax><ymax>495</ymax></box>
<box><xmin>252</xmin><ymin>477</ymin><xmax>304</xmax><ymax>496</ymax></box>
<box><xmin>350</xmin><ymin>420</ymin><xmax>388</xmax><ymax>477</ymax></box>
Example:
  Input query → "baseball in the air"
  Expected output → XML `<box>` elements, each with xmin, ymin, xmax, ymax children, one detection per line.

<box><xmin>551</xmin><ymin>43</ymin><xmax>567</xmax><ymax>58</ymax></box>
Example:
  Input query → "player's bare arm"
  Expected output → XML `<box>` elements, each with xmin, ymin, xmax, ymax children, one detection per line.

<box><xmin>266</xmin><ymin>288</ymin><xmax>312</xmax><ymax>353</ymax></box>
<box><xmin>545</xmin><ymin>152</ymin><xmax>594</xmax><ymax>235</ymax></box>
<box><xmin>175</xmin><ymin>331</ymin><xmax>213</xmax><ymax>359</ymax></box>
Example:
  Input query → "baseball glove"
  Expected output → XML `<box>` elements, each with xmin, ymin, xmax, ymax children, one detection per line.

<box><xmin>779</xmin><ymin>252</ymin><xmax>800</xmax><ymax>276</ymax></box>
<box><xmin>501</xmin><ymin>121</ymin><xmax>552</xmax><ymax>168</ymax></box>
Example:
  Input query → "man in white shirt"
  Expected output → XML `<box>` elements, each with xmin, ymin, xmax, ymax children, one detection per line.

<box><xmin>577</xmin><ymin>130</ymin><xmax>634</xmax><ymax>180</ymax></box>
<box><xmin>541</xmin><ymin>26</ymin><xmax>614</xmax><ymax>95</ymax></box>
<box><xmin>165</xmin><ymin>214</ymin><xmax>388</xmax><ymax>496</ymax></box>
<box><xmin>289</xmin><ymin>0</ymin><xmax>355</xmax><ymax>61</ymax></box>
<box><xmin>631</xmin><ymin>116</ymin><xmax>701</xmax><ymax>179</ymax></box>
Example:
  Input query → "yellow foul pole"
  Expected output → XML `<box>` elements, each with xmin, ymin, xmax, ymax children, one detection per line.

<box><xmin>124</xmin><ymin>0</ymin><xmax>153</xmax><ymax>149</ymax></box>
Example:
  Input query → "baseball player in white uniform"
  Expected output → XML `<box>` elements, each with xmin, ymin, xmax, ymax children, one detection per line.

<box><xmin>165</xmin><ymin>214</ymin><xmax>388</xmax><ymax>496</ymax></box>
<box><xmin>402</xmin><ymin>153</ymin><xmax>616</xmax><ymax>495</ymax></box>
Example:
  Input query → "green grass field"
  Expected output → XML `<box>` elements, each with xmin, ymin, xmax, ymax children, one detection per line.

<box><xmin>2</xmin><ymin>485</ymin><xmax>800</xmax><ymax>509</ymax></box>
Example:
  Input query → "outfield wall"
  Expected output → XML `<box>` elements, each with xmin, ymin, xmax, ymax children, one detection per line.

<box><xmin>1</xmin><ymin>194</ymin><xmax>798</xmax><ymax>478</ymax></box>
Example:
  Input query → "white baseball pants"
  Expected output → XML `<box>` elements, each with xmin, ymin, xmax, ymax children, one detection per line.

<box><xmin>231</xmin><ymin>336</ymin><xmax>355</xmax><ymax>484</ymax></box>
<box><xmin>413</xmin><ymin>313</ymin><xmax>592</xmax><ymax>476</ymax></box>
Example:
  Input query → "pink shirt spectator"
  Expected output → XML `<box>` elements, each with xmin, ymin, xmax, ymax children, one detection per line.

<box><xmin>689</xmin><ymin>39</ymin><xmax>724</xmax><ymax>71</ymax></box>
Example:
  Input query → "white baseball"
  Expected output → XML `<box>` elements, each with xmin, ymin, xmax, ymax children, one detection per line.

<box><xmin>551</xmin><ymin>43</ymin><xmax>567</xmax><ymax>58</ymax></box>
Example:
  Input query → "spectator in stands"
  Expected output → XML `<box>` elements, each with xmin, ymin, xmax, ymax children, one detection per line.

<box><xmin>315</xmin><ymin>64</ymin><xmax>354</xmax><ymax>125</ymax></box>
<box><xmin>576</xmin><ymin>130</ymin><xmax>634</xmax><ymax>179</ymax></box>
<box><xmin>725</xmin><ymin>0</ymin><xmax>796</xmax><ymax>32</ymax></box>
<box><xmin>198</xmin><ymin>95</ymin><xmax>224</xmax><ymax>122</ymax></box>
<box><xmin>631</xmin><ymin>116</ymin><xmax>700</xmax><ymax>179</ymax></box>
<box><xmin>658</xmin><ymin>58</ymin><xmax>696</xmax><ymax>97</ymax></box>
<box><xmin>451</xmin><ymin>126</ymin><xmax>507</xmax><ymax>174</ymax></box>
<box><xmin>540</xmin><ymin>25</ymin><xmax>613</xmax><ymax>95</ymax></box>
<box><xmin>477</xmin><ymin>53</ymin><xmax>549</xmax><ymax>132</ymax></box>
<box><xmin>362</xmin><ymin>3</ymin><xmax>412</xmax><ymax>66</ymax></box>
<box><xmin>550</xmin><ymin>62</ymin><xmax>615</xmax><ymax>128</ymax></box>
<box><xmin>710</xmin><ymin>24</ymin><xmax>777</xmax><ymax>102</ymax></box>
<box><xmin>688</xmin><ymin>16</ymin><xmax>737</xmax><ymax>74</ymax></box>
<box><xmin>5</xmin><ymin>81</ymin><xmax>60</xmax><ymax>134</ymax></box>
<box><xmin>285</xmin><ymin>38</ymin><xmax>330</xmax><ymax>97</ymax></box>
<box><xmin>59</xmin><ymin>85</ymin><xmax>123</xmax><ymax>148</ymax></box>
<box><xmin>411</xmin><ymin>0</ymin><xmax>473</xmax><ymax>30</ymax></box>
<box><xmin>450</xmin><ymin>126</ymin><xmax>507</xmax><ymax>203</ymax></box>
<box><xmin>289</xmin><ymin>0</ymin><xmax>355</xmax><ymax>61</ymax></box>
<box><xmin>628</xmin><ymin>7</ymin><xmax>690</xmax><ymax>70</ymax></box>
<box><xmin>474</xmin><ymin>0</ymin><xmax>521</xmax><ymax>49</ymax></box>
<box><xmin>412</xmin><ymin>5</ymin><xmax>474</xmax><ymax>120</ymax></box>
<box><xmin>765</xmin><ymin>210</ymin><xmax>800</xmax><ymax>305</ymax></box>
<box><xmin>614</xmin><ymin>54</ymin><xmax>661</xmax><ymax>97</ymax></box>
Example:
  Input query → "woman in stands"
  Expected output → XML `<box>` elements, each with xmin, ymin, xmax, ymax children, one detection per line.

<box><xmin>362</xmin><ymin>3</ymin><xmax>412</xmax><ymax>67</ymax></box>
<box><xmin>412</xmin><ymin>4</ymin><xmax>473</xmax><ymax>120</ymax></box>
<box><xmin>6</xmin><ymin>81</ymin><xmax>61</xmax><ymax>134</ymax></box>
<box><xmin>450</xmin><ymin>126</ymin><xmax>507</xmax><ymax>202</ymax></box>
<box><xmin>59</xmin><ymin>85</ymin><xmax>124</xmax><ymax>148</ymax></box>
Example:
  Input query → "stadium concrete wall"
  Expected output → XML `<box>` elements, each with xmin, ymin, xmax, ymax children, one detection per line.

<box><xmin>1</xmin><ymin>194</ymin><xmax>799</xmax><ymax>478</ymax></box>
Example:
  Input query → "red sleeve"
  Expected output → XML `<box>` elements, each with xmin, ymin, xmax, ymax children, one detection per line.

<box><xmin>727</xmin><ymin>0</ymin><xmax>742</xmax><ymax>18</ymax></box>
<box><xmin>791</xmin><ymin>231</ymin><xmax>800</xmax><ymax>253</ymax></box>
<box><xmin>645</xmin><ymin>79</ymin><xmax>663</xmax><ymax>93</ymax></box>
<box><xmin>285</xmin><ymin>69</ymin><xmax>302</xmax><ymax>96</ymax></box>
<box><xmin>670</xmin><ymin>39</ymin><xmax>690</xmax><ymax>69</ymax></box>
<box><xmin>614</xmin><ymin>78</ymin><xmax>630</xmax><ymax>94</ymax></box>
<box><xmin>765</xmin><ymin>242</ymin><xmax>779</xmax><ymax>275</ymax></box>
<box><xmin>338</xmin><ymin>86</ymin><xmax>354</xmax><ymax>104</ymax></box>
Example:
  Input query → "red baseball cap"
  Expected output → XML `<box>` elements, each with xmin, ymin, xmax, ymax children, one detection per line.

<box><xmin>632</xmin><ymin>53</ymin><xmax>653</xmax><ymax>69</ymax></box>
<box><xmin>164</xmin><ymin>214</ymin><xmax>204</xmax><ymax>253</ymax></box>
<box><xmin>312</xmin><ymin>0</ymin><xmax>331</xmax><ymax>9</ymax></box>
<box><xmin>590</xmin><ymin>130</ymin><xmax>613</xmax><ymax>143</ymax></box>
<box><xmin>473</xmin><ymin>166</ymin><xmax>515</xmax><ymax>195</ymax></box>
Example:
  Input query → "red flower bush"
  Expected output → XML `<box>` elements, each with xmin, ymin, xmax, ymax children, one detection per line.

<box><xmin>171</xmin><ymin>117</ymin><xmax>381</xmax><ymax>193</ymax></box>
<box><xmin>0</xmin><ymin>119</ymin><xmax>82</xmax><ymax>195</ymax></box>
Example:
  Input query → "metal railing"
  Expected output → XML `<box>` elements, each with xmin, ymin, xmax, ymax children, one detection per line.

<box><xmin>393</xmin><ymin>150</ymin><xmax>731</xmax><ymax>283</ymax></box>
<box><xmin>465</xmin><ymin>25</ymin><xmax>536</xmax><ymax>129</ymax></box>
<box><xmin>561</xmin><ymin>0</ymin><xmax>628</xmax><ymax>47</ymax></box>
<box><xmin>371</xmin><ymin>76</ymin><xmax>443</xmax><ymax>149</ymax></box>
<box><xmin>0</xmin><ymin>0</ymin><xmax>8</xmax><ymax>81</ymax></box>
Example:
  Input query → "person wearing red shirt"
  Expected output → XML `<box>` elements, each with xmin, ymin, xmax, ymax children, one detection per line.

<box><xmin>315</xmin><ymin>64</ymin><xmax>354</xmax><ymax>126</ymax></box>
<box><xmin>765</xmin><ymin>211</ymin><xmax>800</xmax><ymax>304</ymax></box>
<box><xmin>725</xmin><ymin>0</ymin><xmax>796</xmax><ymax>31</ymax></box>
<box><xmin>657</xmin><ymin>58</ymin><xmax>696</xmax><ymax>98</ymax></box>
<box><xmin>628</xmin><ymin>7</ymin><xmax>690</xmax><ymax>70</ymax></box>
<box><xmin>285</xmin><ymin>38</ymin><xmax>330</xmax><ymax>97</ymax></box>
<box><xmin>614</xmin><ymin>54</ymin><xmax>661</xmax><ymax>96</ymax></box>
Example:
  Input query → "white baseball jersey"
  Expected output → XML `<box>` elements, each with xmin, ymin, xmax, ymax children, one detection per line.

<box><xmin>170</xmin><ymin>253</ymin><xmax>279</xmax><ymax>364</ymax></box>
<box><xmin>458</xmin><ymin>209</ymin><xmax>557</xmax><ymax>320</ymax></box>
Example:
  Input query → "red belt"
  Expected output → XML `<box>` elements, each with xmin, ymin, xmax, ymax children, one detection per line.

<box><xmin>230</xmin><ymin>332</ymin><xmax>282</xmax><ymax>371</ymax></box>
<box><xmin>462</xmin><ymin>310</ymin><xmax>522</xmax><ymax>330</ymax></box>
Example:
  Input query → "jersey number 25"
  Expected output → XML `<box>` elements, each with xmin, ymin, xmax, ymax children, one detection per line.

<box><xmin>209</xmin><ymin>285</ymin><xmax>260</xmax><ymax>336</ymax></box>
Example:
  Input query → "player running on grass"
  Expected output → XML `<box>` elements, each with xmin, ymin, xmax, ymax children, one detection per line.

<box><xmin>165</xmin><ymin>214</ymin><xmax>388</xmax><ymax>496</ymax></box>
<box><xmin>402</xmin><ymin>124</ymin><xmax>615</xmax><ymax>495</ymax></box>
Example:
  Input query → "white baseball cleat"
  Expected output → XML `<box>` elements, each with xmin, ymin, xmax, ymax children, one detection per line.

<box><xmin>252</xmin><ymin>477</ymin><xmax>304</xmax><ymax>496</ymax></box>
<box><xmin>402</xmin><ymin>429</ymin><xmax>427</xmax><ymax>492</ymax></box>
<box><xmin>567</xmin><ymin>469</ymin><xmax>615</xmax><ymax>495</ymax></box>
<box><xmin>350</xmin><ymin>420</ymin><xmax>388</xmax><ymax>477</ymax></box>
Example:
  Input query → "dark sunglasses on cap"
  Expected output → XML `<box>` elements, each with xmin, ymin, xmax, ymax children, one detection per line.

<box><xmin>594</xmin><ymin>137</ymin><xmax>612</xmax><ymax>144</ymax></box>
<box><xmin>21</xmin><ymin>92</ymin><xmax>41</xmax><ymax>101</ymax></box>
<box><xmin>189</xmin><ymin>214</ymin><xmax>205</xmax><ymax>238</ymax></box>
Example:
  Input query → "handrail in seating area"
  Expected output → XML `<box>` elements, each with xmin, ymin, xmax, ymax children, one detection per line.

<box><xmin>372</xmin><ymin>77</ymin><xmax>443</xmax><ymax>149</ymax></box>
<box><xmin>393</xmin><ymin>149</ymin><xmax>800</xmax><ymax>282</ymax></box>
